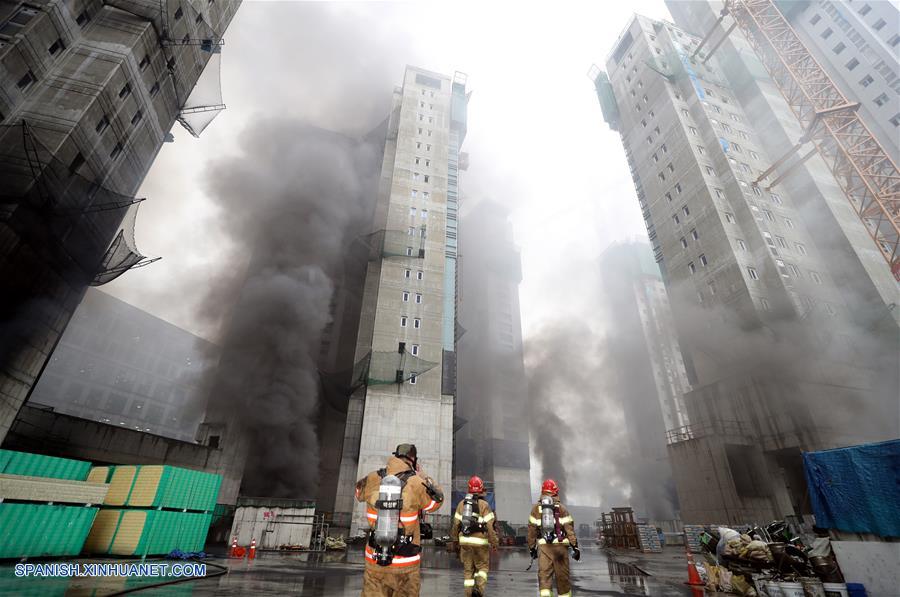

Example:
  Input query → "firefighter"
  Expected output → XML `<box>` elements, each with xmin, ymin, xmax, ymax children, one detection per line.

<box><xmin>355</xmin><ymin>443</ymin><xmax>444</xmax><ymax>597</ymax></box>
<box><xmin>527</xmin><ymin>479</ymin><xmax>580</xmax><ymax>597</ymax></box>
<box><xmin>449</xmin><ymin>475</ymin><xmax>499</xmax><ymax>596</ymax></box>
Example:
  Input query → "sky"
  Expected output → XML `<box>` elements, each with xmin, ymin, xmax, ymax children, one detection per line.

<box><xmin>104</xmin><ymin>0</ymin><xmax>673</xmax><ymax>341</ymax></box>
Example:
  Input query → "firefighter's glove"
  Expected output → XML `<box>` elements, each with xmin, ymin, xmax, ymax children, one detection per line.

<box><xmin>423</xmin><ymin>477</ymin><xmax>443</xmax><ymax>503</ymax></box>
<box><xmin>572</xmin><ymin>547</ymin><xmax>581</xmax><ymax>561</ymax></box>
<box><xmin>447</xmin><ymin>541</ymin><xmax>459</xmax><ymax>554</ymax></box>
<box><xmin>529</xmin><ymin>546</ymin><xmax>537</xmax><ymax>560</ymax></box>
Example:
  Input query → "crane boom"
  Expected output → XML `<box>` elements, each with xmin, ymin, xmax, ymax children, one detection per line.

<box><xmin>725</xmin><ymin>0</ymin><xmax>900</xmax><ymax>280</ymax></box>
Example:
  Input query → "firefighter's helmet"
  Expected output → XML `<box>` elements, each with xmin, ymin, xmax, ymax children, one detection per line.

<box><xmin>393</xmin><ymin>443</ymin><xmax>417</xmax><ymax>460</ymax></box>
<box><xmin>467</xmin><ymin>475</ymin><xmax>485</xmax><ymax>494</ymax></box>
<box><xmin>541</xmin><ymin>479</ymin><xmax>559</xmax><ymax>496</ymax></box>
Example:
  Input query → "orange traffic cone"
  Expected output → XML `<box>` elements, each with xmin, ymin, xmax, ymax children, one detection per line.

<box><xmin>683</xmin><ymin>534</ymin><xmax>704</xmax><ymax>596</ymax></box>
<box><xmin>229</xmin><ymin>536</ymin><xmax>238</xmax><ymax>558</ymax></box>
<box><xmin>248</xmin><ymin>538</ymin><xmax>257</xmax><ymax>560</ymax></box>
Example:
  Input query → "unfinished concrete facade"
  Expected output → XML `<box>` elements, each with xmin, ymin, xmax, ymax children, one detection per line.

<box><xmin>596</xmin><ymin>12</ymin><xmax>899</xmax><ymax>525</ymax></box>
<box><xmin>0</xmin><ymin>0</ymin><xmax>240</xmax><ymax>445</ymax></box>
<box><xmin>454</xmin><ymin>200</ymin><xmax>531</xmax><ymax>526</ymax></box>
<box><xmin>332</xmin><ymin>67</ymin><xmax>468</xmax><ymax>534</ymax></box>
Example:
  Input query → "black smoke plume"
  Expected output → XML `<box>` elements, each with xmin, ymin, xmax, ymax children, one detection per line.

<box><xmin>198</xmin><ymin>121</ymin><xmax>382</xmax><ymax>497</ymax></box>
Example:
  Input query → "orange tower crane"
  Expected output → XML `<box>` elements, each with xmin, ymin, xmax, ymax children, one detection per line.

<box><xmin>702</xmin><ymin>0</ymin><xmax>900</xmax><ymax>280</ymax></box>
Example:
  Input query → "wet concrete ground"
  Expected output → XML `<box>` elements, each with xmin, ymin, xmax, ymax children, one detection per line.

<box><xmin>0</xmin><ymin>545</ymin><xmax>695</xmax><ymax>596</ymax></box>
<box><xmin>204</xmin><ymin>546</ymin><xmax>695</xmax><ymax>596</ymax></box>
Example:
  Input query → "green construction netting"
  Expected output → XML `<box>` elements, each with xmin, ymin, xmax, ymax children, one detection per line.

<box><xmin>318</xmin><ymin>349</ymin><xmax>438</xmax><ymax>399</ymax></box>
<box><xmin>366</xmin><ymin>350</ymin><xmax>437</xmax><ymax>385</ymax></box>
<box><xmin>357</xmin><ymin>229</ymin><xmax>426</xmax><ymax>261</ymax></box>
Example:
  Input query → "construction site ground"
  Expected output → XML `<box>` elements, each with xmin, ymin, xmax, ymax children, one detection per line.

<box><xmin>0</xmin><ymin>545</ymin><xmax>698</xmax><ymax>596</ymax></box>
<box><xmin>605</xmin><ymin>545</ymin><xmax>705</xmax><ymax>586</ymax></box>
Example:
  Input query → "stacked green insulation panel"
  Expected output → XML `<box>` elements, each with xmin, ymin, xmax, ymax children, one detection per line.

<box><xmin>84</xmin><ymin>465</ymin><xmax>221</xmax><ymax>556</ymax></box>
<box><xmin>0</xmin><ymin>450</ymin><xmax>105</xmax><ymax>559</ymax></box>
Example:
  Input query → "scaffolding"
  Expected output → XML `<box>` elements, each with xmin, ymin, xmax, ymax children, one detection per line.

<box><xmin>719</xmin><ymin>0</ymin><xmax>900</xmax><ymax>280</ymax></box>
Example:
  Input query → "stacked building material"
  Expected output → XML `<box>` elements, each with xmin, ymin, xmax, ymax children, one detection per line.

<box><xmin>0</xmin><ymin>450</ymin><xmax>108</xmax><ymax>558</ymax></box>
<box><xmin>84</xmin><ymin>465</ymin><xmax>221</xmax><ymax>556</ymax></box>
<box><xmin>84</xmin><ymin>509</ymin><xmax>212</xmax><ymax>556</ymax></box>
<box><xmin>683</xmin><ymin>524</ymin><xmax>706</xmax><ymax>553</ymax></box>
<box><xmin>0</xmin><ymin>449</ymin><xmax>92</xmax><ymax>480</ymax></box>
<box><xmin>636</xmin><ymin>524</ymin><xmax>662</xmax><ymax>553</ymax></box>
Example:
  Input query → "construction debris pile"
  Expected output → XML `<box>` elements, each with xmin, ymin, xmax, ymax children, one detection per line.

<box><xmin>690</xmin><ymin>520</ymin><xmax>852</xmax><ymax>597</ymax></box>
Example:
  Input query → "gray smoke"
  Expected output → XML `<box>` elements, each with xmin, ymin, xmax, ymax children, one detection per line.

<box><xmin>182</xmin><ymin>3</ymin><xmax>418</xmax><ymax>498</ymax></box>
<box><xmin>595</xmin><ymin>242</ymin><xmax>680</xmax><ymax>519</ymax></box>
<box><xmin>665</xmin><ymin>278</ymin><xmax>899</xmax><ymax>444</ymax></box>
<box><xmin>524</xmin><ymin>228</ymin><xmax>898</xmax><ymax>516</ymax></box>
<box><xmin>524</xmin><ymin>317</ymin><xmax>633</xmax><ymax>507</ymax></box>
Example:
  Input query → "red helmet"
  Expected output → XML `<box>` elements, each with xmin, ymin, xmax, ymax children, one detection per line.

<box><xmin>541</xmin><ymin>479</ymin><xmax>559</xmax><ymax>496</ymax></box>
<box><xmin>467</xmin><ymin>475</ymin><xmax>485</xmax><ymax>494</ymax></box>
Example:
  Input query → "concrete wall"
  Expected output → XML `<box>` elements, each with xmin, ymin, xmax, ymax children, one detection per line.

<box><xmin>29</xmin><ymin>288</ymin><xmax>215</xmax><ymax>441</ymax></box>
<box><xmin>831</xmin><ymin>540</ymin><xmax>900</xmax><ymax>597</ymax></box>
<box><xmin>4</xmin><ymin>403</ymin><xmax>222</xmax><ymax>472</ymax></box>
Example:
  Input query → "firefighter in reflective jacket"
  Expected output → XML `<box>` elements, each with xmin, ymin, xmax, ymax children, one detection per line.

<box><xmin>527</xmin><ymin>479</ymin><xmax>580</xmax><ymax>597</ymax></box>
<box><xmin>449</xmin><ymin>476</ymin><xmax>499</xmax><ymax>596</ymax></box>
<box><xmin>355</xmin><ymin>443</ymin><xmax>444</xmax><ymax>597</ymax></box>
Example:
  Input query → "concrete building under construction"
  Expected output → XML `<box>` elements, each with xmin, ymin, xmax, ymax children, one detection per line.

<box><xmin>595</xmin><ymin>10</ymin><xmax>898</xmax><ymax>524</ymax></box>
<box><xmin>331</xmin><ymin>66</ymin><xmax>469</xmax><ymax>534</ymax></box>
<box><xmin>0</xmin><ymin>0</ymin><xmax>240</xmax><ymax>446</ymax></box>
<box><xmin>454</xmin><ymin>200</ymin><xmax>531</xmax><ymax>525</ymax></box>
<box><xmin>598</xmin><ymin>241</ymin><xmax>690</xmax><ymax>522</ymax></box>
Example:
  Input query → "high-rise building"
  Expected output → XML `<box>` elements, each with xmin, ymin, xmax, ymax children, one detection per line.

<box><xmin>597</xmin><ymin>241</ymin><xmax>690</xmax><ymax>521</ymax></box>
<box><xmin>0</xmin><ymin>0</ymin><xmax>240</xmax><ymax>443</ymax></box>
<box><xmin>455</xmin><ymin>200</ymin><xmax>531</xmax><ymax>525</ymax></box>
<box><xmin>331</xmin><ymin>66</ymin><xmax>468</xmax><ymax>533</ymax></box>
<box><xmin>29</xmin><ymin>288</ymin><xmax>214</xmax><ymax>442</ymax></box>
<box><xmin>776</xmin><ymin>0</ymin><xmax>899</xmax><ymax>160</ymax></box>
<box><xmin>595</xmin><ymin>13</ymin><xmax>898</xmax><ymax>524</ymax></box>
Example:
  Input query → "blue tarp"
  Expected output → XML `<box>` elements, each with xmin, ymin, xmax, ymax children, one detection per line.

<box><xmin>803</xmin><ymin>439</ymin><xmax>900</xmax><ymax>537</ymax></box>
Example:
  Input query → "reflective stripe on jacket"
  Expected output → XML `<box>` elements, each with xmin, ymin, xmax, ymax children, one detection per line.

<box><xmin>449</xmin><ymin>495</ymin><xmax>499</xmax><ymax>549</ymax></box>
<box><xmin>364</xmin><ymin>544</ymin><xmax>422</xmax><ymax>568</ymax></box>
<box><xmin>355</xmin><ymin>456</ymin><xmax>445</xmax><ymax>548</ymax></box>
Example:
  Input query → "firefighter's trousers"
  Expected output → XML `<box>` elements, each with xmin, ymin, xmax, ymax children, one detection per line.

<box><xmin>361</xmin><ymin>562</ymin><xmax>421</xmax><ymax>597</ymax></box>
<box><xmin>460</xmin><ymin>544</ymin><xmax>490</xmax><ymax>596</ymax></box>
<box><xmin>537</xmin><ymin>543</ymin><xmax>571</xmax><ymax>596</ymax></box>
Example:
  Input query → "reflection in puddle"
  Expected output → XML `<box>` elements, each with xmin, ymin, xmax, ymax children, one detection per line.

<box><xmin>608</xmin><ymin>559</ymin><xmax>649</xmax><ymax>595</ymax></box>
